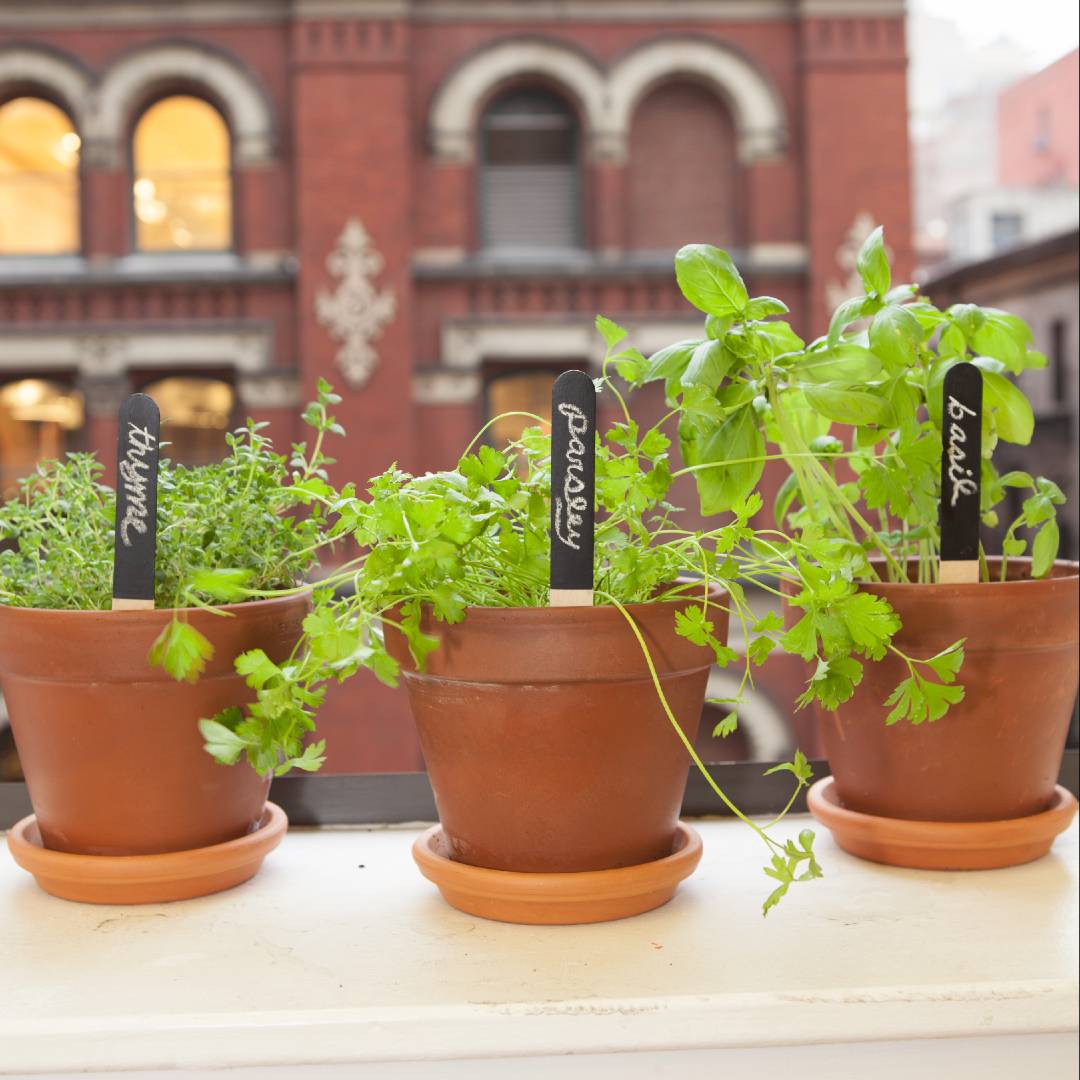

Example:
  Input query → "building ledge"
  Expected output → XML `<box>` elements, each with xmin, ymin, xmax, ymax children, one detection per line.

<box><xmin>0</xmin><ymin>252</ymin><xmax>297</xmax><ymax>289</ymax></box>
<box><xmin>1</xmin><ymin>814</ymin><xmax>1076</xmax><ymax>1076</ymax></box>
<box><xmin>413</xmin><ymin>244</ymin><xmax>809</xmax><ymax>281</ymax></box>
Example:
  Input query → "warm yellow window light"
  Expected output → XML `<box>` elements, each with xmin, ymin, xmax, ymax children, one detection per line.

<box><xmin>0</xmin><ymin>98</ymin><xmax>80</xmax><ymax>255</ymax></box>
<box><xmin>0</xmin><ymin>379</ymin><xmax>84</xmax><ymax>499</ymax></box>
<box><xmin>133</xmin><ymin>96</ymin><xmax>232</xmax><ymax>252</ymax></box>
<box><xmin>142</xmin><ymin>377</ymin><xmax>235</xmax><ymax>466</ymax></box>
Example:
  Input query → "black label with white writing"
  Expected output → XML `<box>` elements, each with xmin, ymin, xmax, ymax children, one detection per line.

<box><xmin>112</xmin><ymin>393</ymin><xmax>161</xmax><ymax>602</ymax></box>
<box><xmin>940</xmin><ymin>363</ymin><xmax>983</xmax><ymax>563</ymax></box>
<box><xmin>550</xmin><ymin>370</ymin><xmax>596</xmax><ymax>592</ymax></box>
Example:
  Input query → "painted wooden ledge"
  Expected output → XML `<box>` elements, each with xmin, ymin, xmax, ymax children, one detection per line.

<box><xmin>1</xmin><ymin>815</ymin><xmax>1076</xmax><ymax>1078</ymax></box>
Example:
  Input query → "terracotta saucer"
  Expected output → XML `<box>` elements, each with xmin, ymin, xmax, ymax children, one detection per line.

<box><xmin>808</xmin><ymin>777</ymin><xmax>1078</xmax><ymax>870</ymax></box>
<box><xmin>412</xmin><ymin>821</ymin><xmax>702</xmax><ymax>924</ymax></box>
<box><xmin>6</xmin><ymin>802</ymin><xmax>287</xmax><ymax>904</ymax></box>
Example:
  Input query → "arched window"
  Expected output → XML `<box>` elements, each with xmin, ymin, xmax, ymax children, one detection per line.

<box><xmin>479</xmin><ymin>89</ymin><xmax>581</xmax><ymax>253</ymax></box>
<box><xmin>0</xmin><ymin>98</ymin><xmax>80</xmax><ymax>255</ymax></box>
<box><xmin>627</xmin><ymin>82</ymin><xmax>738</xmax><ymax>251</ymax></box>
<box><xmin>132</xmin><ymin>96</ymin><xmax>231</xmax><ymax>252</ymax></box>
<box><xmin>142</xmin><ymin>376</ymin><xmax>234</xmax><ymax>465</ymax></box>
<box><xmin>0</xmin><ymin>379</ymin><xmax>84</xmax><ymax>498</ymax></box>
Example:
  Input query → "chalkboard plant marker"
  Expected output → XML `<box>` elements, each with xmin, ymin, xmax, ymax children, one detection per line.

<box><xmin>549</xmin><ymin>370</ymin><xmax>596</xmax><ymax>608</ymax></box>
<box><xmin>938</xmin><ymin>364</ymin><xmax>982</xmax><ymax>585</ymax></box>
<box><xmin>111</xmin><ymin>393</ymin><xmax>160</xmax><ymax>611</ymax></box>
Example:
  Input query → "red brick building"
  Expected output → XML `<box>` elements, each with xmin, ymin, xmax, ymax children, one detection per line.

<box><xmin>0</xmin><ymin>0</ymin><xmax>912</xmax><ymax>770</ymax></box>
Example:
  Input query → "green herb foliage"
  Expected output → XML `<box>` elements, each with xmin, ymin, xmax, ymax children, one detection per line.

<box><xmin>0</xmin><ymin>383</ymin><xmax>345</xmax><ymax>772</ymax></box>
<box><xmin>627</xmin><ymin>226</ymin><xmax>1061</xmax><ymax>587</ymax></box>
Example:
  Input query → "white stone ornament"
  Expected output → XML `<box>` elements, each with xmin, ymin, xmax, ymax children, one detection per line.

<box><xmin>315</xmin><ymin>218</ymin><xmax>396</xmax><ymax>388</ymax></box>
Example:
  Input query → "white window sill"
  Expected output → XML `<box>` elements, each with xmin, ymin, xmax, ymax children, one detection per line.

<box><xmin>2</xmin><ymin>816</ymin><xmax>1077</xmax><ymax>1078</ymax></box>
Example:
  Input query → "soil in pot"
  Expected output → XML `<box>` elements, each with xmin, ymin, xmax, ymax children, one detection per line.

<box><xmin>799</xmin><ymin>558</ymin><xmax>1078</xmax><ymax>825</ymax></box>
<box><xmin>0</xmin><ymin>594</ymin><xmax>307</xmax><ymax>857</ymax></box>
<box><xmin>385</xmin><ymin>592</ymin><xmax>725</xmax><ymax>875</ymax></box>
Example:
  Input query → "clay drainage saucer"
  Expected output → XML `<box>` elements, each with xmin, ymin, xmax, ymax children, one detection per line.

<box><xmin>7</xmin><ymin>802</ymin><xmax>287</xmax><ymax>904</ymax></box>
<box><xmin>412</xmin><ymin>821</ymin><xmax>702</xmax><ymax>924</ymax></box>
<box><xmin>808</xmin><ymin>778</ymin><xmax>1078</xmax><ymax>871</ymax></box>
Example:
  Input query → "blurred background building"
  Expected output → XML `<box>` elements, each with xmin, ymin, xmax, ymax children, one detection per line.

<box><xmin>0</xmin><ymin>0</ymin><xmax>915</xmax><ymax>771</ymax></box>
<box><xmin>911</xmin><ymin>13</ymin><xmax>1079</xmax><ymax>562</ymax></box>
<box><xmin>0</xmin><ymin>0</ymin><xmax>1076</xmax><ymax>774</ymax></box>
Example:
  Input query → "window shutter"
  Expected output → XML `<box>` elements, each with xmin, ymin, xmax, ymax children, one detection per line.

<box><xmin>480</xmin><ymin>164</ymin><xmax>580</xmax><ymax>252</ymax></box>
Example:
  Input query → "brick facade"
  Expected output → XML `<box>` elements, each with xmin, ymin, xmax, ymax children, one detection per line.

<box><xmin>0</xmin><ymin>0</ymin><xmax>911</xmax><ymax>770</ymax></box>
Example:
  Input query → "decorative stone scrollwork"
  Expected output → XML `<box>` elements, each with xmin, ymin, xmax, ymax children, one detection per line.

<box><xmin>315</xmin><ymin>218</ymin><xmax>396</xmax><ymax>388</ymax></box>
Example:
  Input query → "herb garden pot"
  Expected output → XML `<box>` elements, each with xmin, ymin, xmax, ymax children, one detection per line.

<box><xmin>803</xmin><ymin>559</ymin><xmax>1079</xmax><ymax>869</ymax></box>
<box><xmin>385</xmin><ymin>593</ymin><xmax>724</xmax><ymax>922</ymax></box>
<box><xmin>0</xmin><ymin>594</ymin><xmax>306</xmax><ymax>900</ymax></box>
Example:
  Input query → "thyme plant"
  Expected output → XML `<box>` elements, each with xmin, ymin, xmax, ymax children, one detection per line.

<box><xmin>0</xmin><ymin>392</ymin><xmax>343</xmax><ymax>772</ymax></box>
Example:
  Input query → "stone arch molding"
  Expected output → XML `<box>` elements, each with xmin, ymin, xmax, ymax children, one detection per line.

<box><xmin>0</xmin><ymin>45</ymin><xmax>93</xmax><ymax>132</ymax></box>
<box><xmin>429</xmin><ymin>38</ymin><xmax>607</xmax><ymax>162</ymax></box>
<box><xmin>607</xmin><ymin>40</ymin><xmax>786</xmax><ymax>163</ymax></box>
<box><xmin>87</xmin><ymin>42</ymin><xmax>275</xmax><ymax>167</ymax></box>
<box><xmin>428</xmin><ymin>37</ymin><xmax>786</xmax><ymax>165</ymax></box>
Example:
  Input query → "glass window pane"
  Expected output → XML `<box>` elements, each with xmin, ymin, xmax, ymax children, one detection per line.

<box><xmin>0</xmin><ymin>379</ymin><xmax>84</xmax><ymax>498</ymax></box>
<box><xmin>133</xmin><ymin>96</ymin><xmax>232</xmax><ymax>252</ymax></box>
<box><xmin>142</xmin><ymin>377</ymin><xmax>234</xmax><ymax>465</ymax></box>
<box><xmin>0</xmin><ymin>98</ymin><xmax>80</xmax><ymax>255</ymax></box>
<box><xmin>486</xmin><ymin>369</ymin><xmax>559</xmax><ymax>449</ymax></box>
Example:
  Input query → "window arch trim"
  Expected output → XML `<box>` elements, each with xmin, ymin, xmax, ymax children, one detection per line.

<box><xmin>0</xmin><ymin>44</ymin><xmax>92</xmax><ymax>134</ymax></box>
<box><xmin>430</xmin><ymin>38</ymin><xmax>606</xmax><ymax>163</ymax></box>
<box><xmin>608</xmin><ymin>39</ymin><xmax>787</xmax><ymax>164</ymax></box>
<box><xmin>89</xmin><ymin>41</ymin><xmax>275</xmax><ymax>168</ymax></box>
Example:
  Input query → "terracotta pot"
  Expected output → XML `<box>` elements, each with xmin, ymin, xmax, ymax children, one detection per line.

<box><xmin>385</xmin><ymin>592</ymin><xmax>724</xmax><ymax>873</ymax></box>
<box><xmin>0</xmin><ymin>594</ymin><xmax>307</xmax><ymax>856</ymax></box>
<box><xmin>791</xmin><ymin>559</ymin><xmax>1078</xmax><ymax>823</ymax></box>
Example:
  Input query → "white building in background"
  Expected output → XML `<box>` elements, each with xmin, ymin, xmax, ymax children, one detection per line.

<box><xmin>909</xmin><ymin>4</ymin><xmax>1079</xmax><ymax>272</ymax></box>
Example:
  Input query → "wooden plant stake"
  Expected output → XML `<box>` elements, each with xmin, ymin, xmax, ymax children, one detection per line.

<box><xmin>549</xmin><ymin>370</ymin><xmax>596</xmax><ymax>607</ymax></box>
<box><xmin>939</xmin><ymin>364</ymin><xmax>983</xmax><ymax>584</ymax></box>
<box><xmin>111</xmin><ymin>393</ymin><xmax>161</xmax><ymax>610</ymax></box>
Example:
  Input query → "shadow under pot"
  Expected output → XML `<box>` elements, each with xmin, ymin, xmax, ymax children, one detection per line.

<box><xmin>384</xmin><ymin>591</ymin><xmax>725</xmax><ymax>923</ymax></box>
<box><xmin>0</xmin><ymin>595</ymin><xmax>307</xmax><ymax>890</ymax></box>
<box><xmin>793</xmin><ymin>559</ymin><xmax>1080</xmax><ymax>869</ymax></box>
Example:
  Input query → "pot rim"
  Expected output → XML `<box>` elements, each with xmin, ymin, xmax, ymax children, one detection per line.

<box><xmin>0</xmin><ymin>589</ymin><xmax>310</xmax><ymax>621</ymax></box>
<box><xmin>857</xmin><ymin>556</ymin><xmax>1079</xmax><ymax>593</ymax></box>
<box><xmin>416</xmin><ymin>580</ymin><xmax>727</xmax><ymax>623</ymax></box>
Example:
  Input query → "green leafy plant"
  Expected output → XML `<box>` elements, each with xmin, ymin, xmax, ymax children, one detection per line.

<box><xmin>620</xmin><ymin>228</ymin><xmax>1065</xmax><ymax>719</ymax></box>
<box><xmin>631</xmin><ymin>229</ymin><xmax>1060</xmax><ymax>584</ymax></box>
<box><xmin>196</xmin><ymin>377</ymin><xmax>831</xmax><ymax>909</ymax></box>
<box><xmin>0</xmin><ymin>381</ymin><xmax>345</xmax><ymax>772</ymax></box>
<box><xmin>195</xmin><ymin>250</ymin><xmax>1046</xmax><ymax>907</ymax></box>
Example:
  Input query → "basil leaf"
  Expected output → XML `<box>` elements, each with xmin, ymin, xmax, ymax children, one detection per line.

<box><xmin>856</xmin><ymin>225</ymin><xmax>890</xmax><ymax>297</ymax></box>
<box><xmin>681</xmin><ymin>340</ymin><xmax>736</xmax><ymax>391</ymax></box>
<box><xmin>868</xmin><ymin>304</ymin><xmax>923</xmax><ymax>371</ymax></box>
<box><xmin>674</xmin><ymin>244</ymin><xmax>749</xmax><ymax>317</ymax></box>
<box><xmin>745</xmin><ymin>295</ymin><xmax>789</xmax><ymax>320</ymax></box>
<box><xmin>1032</xmin><ymin>519</ymin><xmax>1059</xmax><ymax>578</ymax></box>
<box><xmin>972</xmin><ymin>317</ymin><xmax>1027</xmax><ymax>374</ymax></box>
<box><xmin>803</xmin><ymin>385</ymin><xmax>896</xmax><ymax>427</ymax></box>
<box><xmin>796</xmin><ymin>344</ymin><xmax>882</xmax><ymax>384</ymax></box>
<box><xmin>827</xmin><ymin>294</ymin><xmax>875</xmax><ymax>347</ymax></box>
<box><xmin>645</xmin><ymin>339</ymin><xmax>702</xmax><ymax>382</ymax></box>
<box><xmin>690</xmin><ymin>404</ymin><xmax>765</xmax><ymax>515</ymax></box>
<box><xmin>977</xmin><ymin>365</ymin><xmax>1034</xmax><ymax>445</ymax></box>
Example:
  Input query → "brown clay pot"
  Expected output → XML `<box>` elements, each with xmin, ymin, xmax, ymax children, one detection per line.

<box><xmin>385</xmin><ymin>593</ymin><xmax>724</xmax><ymax>874</ymax></box>
<box><xmin>0</xmin><ymin>594</ymin><xmax>307</xmax><ymax>856</ymax></box>
<box><xmin>799</xmin><ymin>559</ymin><xmax>1078</xmax><ymax>823</ymax></box>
